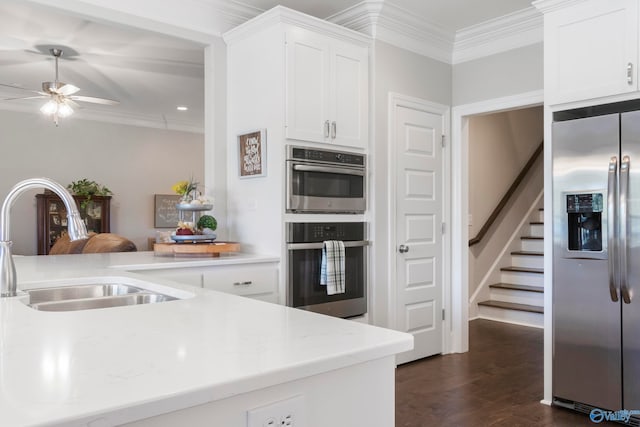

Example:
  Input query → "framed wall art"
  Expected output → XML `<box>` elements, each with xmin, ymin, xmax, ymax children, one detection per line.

<box><xmin>154</xmin><ymin>194</ymin><xmax>181</xmax><ymax>228</ymax></box>
<box><xmin>238</xmin><ymin>129</ymin><xmax>267</xmax><ymax>178</ymax></box>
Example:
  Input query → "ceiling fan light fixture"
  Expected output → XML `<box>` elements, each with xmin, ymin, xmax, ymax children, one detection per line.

<box><xmin>57</xmin><ymin>102</ymin><xmax>73</xmax><ymax>118</ymax></box>
<box><xmin>40</xmin><ymin>99</ymin><xmax>58</xmax><ymax>115</ymax></box>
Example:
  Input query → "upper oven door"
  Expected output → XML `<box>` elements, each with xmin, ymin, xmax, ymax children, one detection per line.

<box><xmin>286</xmin><ymin>161</ymin><xmax>365</xmax><ymax>213</ymax></box>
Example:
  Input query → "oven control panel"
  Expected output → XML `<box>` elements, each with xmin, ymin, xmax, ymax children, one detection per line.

<box><xmin>288</xmin><ymin>146</ymin><xmax>365</xmax><ymax>167</ymax></box>
<box><xmin>287</xmin><ymin>222</ymin><xmax>365</xmax><ymax>243</ymax></box>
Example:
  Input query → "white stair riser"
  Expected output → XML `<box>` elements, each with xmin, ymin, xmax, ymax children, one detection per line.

<box><xmin>521</xmin><ymin>239</ymin><xmax>544</xmax><ymax>252</ymax></box>
<box><xmin>489</xmin><ymin>287</ymin><xmax>544</xmax><ymax>306</ymax></box>
<box><xmin>537</xmin><ymin>210</ymin><xmax>544</xmax><ymax>222</ymax></box>
<box><xmin>501</xmin><ymin>271</ymin><xmax>544</xmax><ymax>286</ymax></box>
<box><xmin>511</xmin><ymin>254</ymin><xmax>544</xmax><ymax>269</ymax></box>
<box><xmin>529</xmin><ymin>223</ymin><xmax>544</xmax><ymax>237</ymax></box>
<box><xmin>477</xmin><ymin>305</ymin><xmax>544</xmax><ymax>328</ymax></box>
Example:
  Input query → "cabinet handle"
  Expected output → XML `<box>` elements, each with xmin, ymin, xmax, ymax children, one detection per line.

<box><xmin>324</xmin><ymin>120</ymin><xmax>330</xmax><ymax>138</ymax></box>
<box><xmin>628</xmin><ymin>62</ymin><xmax>634</xmax><ymax>85</ymax></box>
<box><xmin>331</xmin><ymin>121</ymin><xmax>336</xmax><ymax>139</ymax></box>
<box><xmin>233</xmin><ymin>281</ymin><xmax>252</xmax><ymax>286</ymax></box>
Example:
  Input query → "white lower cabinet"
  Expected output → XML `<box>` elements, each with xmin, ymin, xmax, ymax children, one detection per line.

<box><xmin>202</xmin><ymin>264</ymin><xmax>279</xmax><ymax>303</ymax></box>
<box><xmin>137</xmin><ymin>268</ymin><xmax>204</xmax><ymax>288</ymax></box>
<box><xmin>135</xmin><ymin>263</ymin><xmax>279</xmax><ymax>303</ymax></box>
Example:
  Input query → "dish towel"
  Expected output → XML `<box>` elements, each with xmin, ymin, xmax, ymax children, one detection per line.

<box><xmin>320</xmin><ymin>240</ymin><xmax>346</xmax><ymax>295</ymax></box>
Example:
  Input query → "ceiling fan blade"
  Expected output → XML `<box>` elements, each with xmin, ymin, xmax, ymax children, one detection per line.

<box><xmin>2</xmin><ymin>95</ymin><xmax>47</xmax><ymax>101</ymax></box>
<box><xmin>65</xmin><ymin>99</ymin><xmax>80</xmax><ymax>109</ymax></box>
<box><xmin>69</xmin><ymin>95</ymin><xmax>119</xmax><ymax>105</ymax></box>
<box><xmin>0</xmin><ymin>83</ymin><xmax>41</xmax><ymax>95</ymax></box>
<box><xmin>58</xmin><ymin>84</ymin><xmax>80</xmax><ymax>96</ymax></box>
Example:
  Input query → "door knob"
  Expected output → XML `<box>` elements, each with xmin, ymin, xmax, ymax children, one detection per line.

<box><xmin>398</xmin><ymin>244</ymin><xmax>409</xmax><ymax>253</ymax></box>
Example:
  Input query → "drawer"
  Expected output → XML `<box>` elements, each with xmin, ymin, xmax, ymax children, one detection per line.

<box><xmin>136</xmin><ymin>268</ymin><xmax>203</xmax><ymax>288</ymax></box>
<box><xmin>202</xmin><ymin>265</ymin><xmax>278</xmax><ymax>299</ymax></box>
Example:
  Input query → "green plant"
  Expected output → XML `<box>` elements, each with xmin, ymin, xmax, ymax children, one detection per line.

<box><xmin>67</xmin><ymin>179</ymin><xmax>112</xmax><ymax>208</ymax></box>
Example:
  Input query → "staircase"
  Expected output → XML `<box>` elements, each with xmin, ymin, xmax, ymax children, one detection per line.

<box><xmin>477</xmin><ymin>208</ymin><xmax>544</xmax><ymax>328</ymax></box>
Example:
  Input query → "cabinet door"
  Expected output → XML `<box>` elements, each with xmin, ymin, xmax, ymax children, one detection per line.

<box><xmin>330</xmin><ymin>40</ymin><xmax>368</xmax><ymax>148</ymax></box>
<box><xmin>202</xmin><ymin>264</ymin><xmax>279</xmax><ymax>303</ymax></box>
<box><xmin>285</xmin><ymin>29</ymin><xmax>330</xmax><ymax>143</ymax></box>
<box><xmin>546</xmin><ymin>0</ymin><xmax>638</xmax><ymax>104</ymax></box>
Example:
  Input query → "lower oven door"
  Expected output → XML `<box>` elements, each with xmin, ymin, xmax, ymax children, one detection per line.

<box><xmin>287</xmin><ymin>241</ymin><xmax>367</xmax><ymax>319</ymax></box>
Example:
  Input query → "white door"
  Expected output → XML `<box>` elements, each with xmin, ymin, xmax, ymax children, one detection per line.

<box><xmin>395</xmin><ymin>105</ymin><xmax>443</xmax><ymax>364</ymax></box>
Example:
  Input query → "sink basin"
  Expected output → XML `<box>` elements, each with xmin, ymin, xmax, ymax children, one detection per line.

<box><xmin>24</xmin><ymin>282</ymin><xmax>183</xmax><ymax>312</ymax></box>
<box><xmin>27</xmin><ymin>284</ymin><xmax>142</xmax><ymax>304</ymax></box>
<box><xmin>29</xmin><ymin>293</ymin><xmax>177</xmax><ymax>312</ymax></box>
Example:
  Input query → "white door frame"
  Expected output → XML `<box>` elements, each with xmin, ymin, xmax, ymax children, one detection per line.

<box><xmin>387</xmin><ymin>93</ymin><xmax>451</xmax><ymax>353</ymax></box>
<box><xmin>449</xmin><ymin>90</ymin><xmax>544</xmax><ymax>353</ymax></box>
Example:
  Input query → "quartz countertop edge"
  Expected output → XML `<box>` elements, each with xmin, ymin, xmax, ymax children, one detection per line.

<box><xmin>4</xmin><ymin>252</ymin><xmax>413</xmax><ymax>426</ymax></box>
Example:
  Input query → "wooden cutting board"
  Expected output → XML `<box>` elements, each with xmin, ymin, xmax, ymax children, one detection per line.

<box><xmin>154</xmin><ymin>241</ymin><xmax>240</xmax><ymax>257</ymax></box>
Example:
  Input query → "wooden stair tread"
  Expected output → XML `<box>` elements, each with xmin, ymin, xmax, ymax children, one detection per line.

<box><xmin>521</xmin><ymin>236</ymin><xmax>543</xmax><ymax>240</ymax></box>
<box><xmin>500</xmin><ymin>266</ymin><xmax>544</xmax><ymax>274</ymax></box>
<box><xmin>511</xmin><ymin>251</ymin><xmax>543</xmax><ymax>256</ymax></box>
<box><xmin>489</xmin><ymin>283</ymin><xmax>544</xmax><ymax>293</ymax></box>
<box><xmin>530</xmin><ymin>221</ymin><xmax>544</xmax><ymax>225</ymax></box>
<box><xmin>478</xmin><ymin>300</ymin><xmax>544</xmax><ymax>314</ymax></box>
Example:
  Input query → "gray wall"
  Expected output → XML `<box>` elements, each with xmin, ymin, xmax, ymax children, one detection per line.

<box><xmin>452</xmin><ymin>43</ymin><xmax>543</xmax><ymax>106</ymax></box>
<box><xmin>372</xmin><ymin>40</ymin><xmax>451</xmax><ymax>327</ymax></box>
<box><xmin>0</xmin><ymin>109</ymin><xmax>204</xmax><ymax>254</ymax></box>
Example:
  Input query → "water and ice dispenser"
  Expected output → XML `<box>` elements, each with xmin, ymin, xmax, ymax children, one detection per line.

<box><xmin>566</xmin><ymin>193</ymin><xmax>603</xmax><ymax>252</ymax></box>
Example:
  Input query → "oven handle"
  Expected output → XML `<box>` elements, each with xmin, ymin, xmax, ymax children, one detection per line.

<box><xmin>292</xmin><ymin>164</ymin><xmax>365</xmax><ymax>176</ymax></box>
<box><xmin>287</xmin><ymin>241</ymin><xmax>370</xmax><ymax>250</ymax></box>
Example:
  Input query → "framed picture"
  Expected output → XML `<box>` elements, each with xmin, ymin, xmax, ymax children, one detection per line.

<box><xmin>154</xmin><ymin>194</ymin><xmax>181</xmax><ymax>228</ymax></box>
<box><xmin>238</xmin><ymin>129</ymin><xmax>267</xmax><ymax>178</ymax></box>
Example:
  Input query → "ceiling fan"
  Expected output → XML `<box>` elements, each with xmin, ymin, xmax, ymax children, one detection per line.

<box><xmin>0</xmin><ymin>47</ymin><xmax>119</xmax><ymax>126</ymax></box>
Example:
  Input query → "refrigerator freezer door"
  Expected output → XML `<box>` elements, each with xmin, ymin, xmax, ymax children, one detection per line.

<box><xmin>553</xmin><ymin>114</ymin><xmax>622</xmax><ymax>411</ymax></box>
<box><xmin>621</xmin><ymin>111</ymin><xmax>640</xmax><ymax>412</ymax></box>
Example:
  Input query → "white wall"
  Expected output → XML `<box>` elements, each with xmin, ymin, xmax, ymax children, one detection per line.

<box><xmin>0</xmin><ymin>109</ymin><xmax>204</xmax><ymax>254</ymax></box>
<box><xmin>372</xmin><ymin>40</ymin><xmax>451</xmax><ymax>327</ymax></box>
<box><xmin>453</xmin><ymin>43</ymin><xmax>543</xmax><ymax>107</ymax></box>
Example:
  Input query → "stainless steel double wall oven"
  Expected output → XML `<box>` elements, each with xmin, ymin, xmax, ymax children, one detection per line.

<box><xmin>285</xmin><ymin>145</ymin><xmax>368</xmax><ymax>319</ymax></box>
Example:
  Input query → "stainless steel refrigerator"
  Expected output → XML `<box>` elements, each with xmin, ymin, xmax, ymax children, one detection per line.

<box><xmin>553</xmin><ymin>107</ymin><xmax>640</xmax><ymax>420</ymax></box>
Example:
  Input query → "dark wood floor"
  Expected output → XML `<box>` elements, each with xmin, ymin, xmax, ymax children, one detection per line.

<box><xmin>396</xmin><ymin>319</ymin><xmax>606</xmax><ymax>427</ymax></box>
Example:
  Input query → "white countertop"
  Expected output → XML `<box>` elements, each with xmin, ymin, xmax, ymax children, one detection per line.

<box><xmin>2</xmin><ymin>253</ymin><xmax>412</xmax><ymax>426</ymax></box>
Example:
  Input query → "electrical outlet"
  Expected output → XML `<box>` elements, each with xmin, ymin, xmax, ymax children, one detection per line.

<box><xmin>247</xmin><ymin>395</ymin><xmax>304</xmax><ymax>427</ymax></box>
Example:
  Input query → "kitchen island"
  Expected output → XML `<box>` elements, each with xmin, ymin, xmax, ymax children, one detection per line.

<box><xmin>2</xmin><ymin>253</ymin><xmax>412</xmax><ymax>426</ymax></box>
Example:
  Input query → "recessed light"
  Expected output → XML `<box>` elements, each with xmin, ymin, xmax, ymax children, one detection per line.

<box><xmin>176</xmin><ymin>105</ymin><xmax>188</xmax><ymax>111</ymax></box>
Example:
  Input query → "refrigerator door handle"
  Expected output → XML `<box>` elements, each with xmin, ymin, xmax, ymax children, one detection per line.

<box><xmin>608</xmin><ymin>156</ymin><xmax>620</xmax><ymax>302</ymax></box>
<box><xmin>620</xmin><ymin>155</ymin><xmax>632</xmax><ymax>304</ymax></box>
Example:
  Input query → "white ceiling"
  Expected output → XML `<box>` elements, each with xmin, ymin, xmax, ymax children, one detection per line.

<box><xmin>0</xmin><ymin>0</ymin><xmax>534</xmax><ymax>132</ymax></box>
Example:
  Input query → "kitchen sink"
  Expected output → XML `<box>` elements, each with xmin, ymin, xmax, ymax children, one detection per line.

<box><xmin>27</xmin><ymin>284</ymin><xmax>143</xmax><ymax>304</ymax></box>
<box><xmin>24</xmin><ymin>282</ymin><xmax>181</xmax><ymax>312</ymax></box>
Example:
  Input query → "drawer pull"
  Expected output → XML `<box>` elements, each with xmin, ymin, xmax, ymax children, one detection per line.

<box><xmin>233</xmin><ymin>281</ymin><xmax>252</xmax><ymax>286</ymax></box>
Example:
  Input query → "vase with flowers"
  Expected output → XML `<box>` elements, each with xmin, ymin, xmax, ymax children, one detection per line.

<box><xmin>172</xmin><ymin>178</ymin><xmax>198</xmax><ymax>204</ymax></box>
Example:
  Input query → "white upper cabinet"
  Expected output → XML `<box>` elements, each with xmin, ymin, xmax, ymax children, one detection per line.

<box><xmin>541</xmin><ymin>0</ymin><xmax>639</xmax><ymax>105</ymax></box>
<box><xmin>286</xmin><ymin>28</ymin><xmax>368</xmax><ymax>148</ymax></box>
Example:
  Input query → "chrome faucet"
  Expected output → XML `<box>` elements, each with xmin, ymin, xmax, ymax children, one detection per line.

<box><xmin>0</xmin><ymin>178</ymin><xmax>89</xmax><ymax>297</ymax></box>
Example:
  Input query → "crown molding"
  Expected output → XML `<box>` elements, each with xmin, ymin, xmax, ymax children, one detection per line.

<box><xmin>453</xmin><ymin>7</ymin><xmax>543</xmax><ymax>64</ymax></box>
<box><xmin>0</xmin><ymin>102</ymin><xmax>203</xmax><ymax>134</ymax></box>
<box><xmin>329</xmin><ymin>0</ymin><xmax>543</xmax><ymax>65</ymax></box>
<box><xmin>328</xmin><ymin>0</ymin><xmax>454</xmax><ymax>64</ymax></box>
<box><xmin>224</xmin><ymin>5</ymin><xmax>370</xmax><ymax>46</ymax></box>
<box><xmin>532</xmin><ymin>0</ymin><xmax>588</xmax><ymax>14</ymax></box>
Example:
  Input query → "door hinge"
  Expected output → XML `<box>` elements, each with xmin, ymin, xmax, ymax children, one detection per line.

<box><xmin>441</xmin><ymin>222</ymin><xmax>446</xmax><ymax>234</ymax></box>
<box><xmin>441</xmin><ymin>135</ymin><xmax>446</xmax><ymax>147</ymax></box>
<box><xmin>442</xmin><ymin>309</ymin><xmax>445</xmax><ymax>321</ymax></box>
